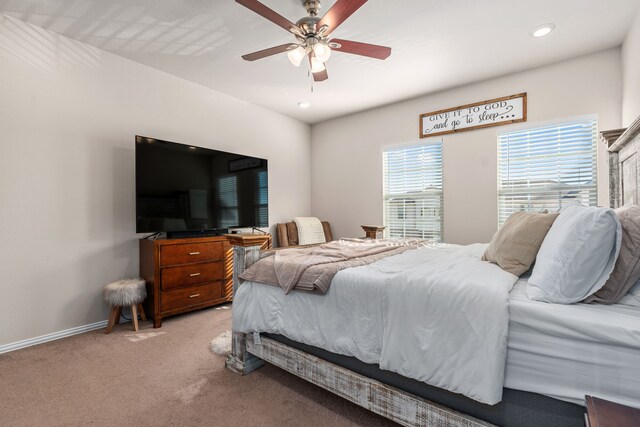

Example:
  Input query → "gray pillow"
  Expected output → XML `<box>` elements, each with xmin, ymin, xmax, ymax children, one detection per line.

<box><xmin>482</xmin><ymin>211</ymin><xmax>559</xmax><ymax>276</ymax></box>
<box><xmin>585</xmin><ymin>205</ymin><xmax>640</xmax><ymax>304</ymax></box>
<box><xmin>618</xmin><ymin>278</ymin><xmax>640</xmax><ymax>307</ymax></box>
<box><xmin>527</xmin><ymin>205</ymin><xmax>622</xmax><ymax>304</ymax></box>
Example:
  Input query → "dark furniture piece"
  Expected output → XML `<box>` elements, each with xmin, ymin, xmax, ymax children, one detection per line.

<box><xmin>276</xmin><ymin>220</ymin><xmax>333</xmax><ymax>247</ymax></box>
<box><xmin>585</xmin><ymin>395</ymin><xmax>640</xmax><ymax>427</ymax></box>
<box><xmin>361</xmin><ymin>225</ymin><xmax>385</xmax><ymax>239</ymax></box>
<box><xmin>139</xmin><ymin>236</ymin><xmax>234</xmax><ymax>328</ymax></box>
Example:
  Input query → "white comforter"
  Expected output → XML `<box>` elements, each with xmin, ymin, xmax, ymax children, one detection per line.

<box><xmin>233</xmin><ymin>243</ymin><xmax>518</xmax><ymax>404</ymax></box>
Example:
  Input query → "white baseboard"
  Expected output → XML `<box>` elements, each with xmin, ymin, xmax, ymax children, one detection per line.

<box><xmin>0</xmin><ymin>319</ymin><xmax>115</xmax><ymax>354</ymax></box>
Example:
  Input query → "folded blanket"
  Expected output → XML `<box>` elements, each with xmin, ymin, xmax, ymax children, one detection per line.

<box><xmin>240</xmin><ymin>238</ymin><xmax>431</xmax><ymax>294</ymax></box>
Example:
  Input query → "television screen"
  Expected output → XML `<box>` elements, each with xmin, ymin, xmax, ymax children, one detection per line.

<box><xmin>135</xmin><ymin>136</ymin><xmax>268</xmax><ymax>234</ymax></box>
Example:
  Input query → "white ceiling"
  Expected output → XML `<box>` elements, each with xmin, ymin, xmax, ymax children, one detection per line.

<box><xmin>1</xmin><ymin>0</ymin><xmax>639</xmax><ymax>124</ymax></box>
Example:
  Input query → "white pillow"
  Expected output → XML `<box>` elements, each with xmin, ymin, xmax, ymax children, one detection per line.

<box><xmin>292</xmin><ymin>217</ymin><xmax>326</xmax><ymax>245</ymax></box>
<box><xmin>527</xmin><ymin>205</ymin><xmax>622</xmax><ymax>304</ymax></box>
<box><xmin>618</xmin><ymin>279</ymin><xmax>640</xmax><ymax>307</ymax></box>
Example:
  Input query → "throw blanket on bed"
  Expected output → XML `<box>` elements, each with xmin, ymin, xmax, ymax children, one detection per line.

<box><xmin>234</xmin><ymin>243</ymin><xmax>518</xmax><ymax>404</ymax></box>
<box><xmin>239</xmin><ymin>238</ymin><xmax>428</xmax><ymax>294</ymax></box>
<box><xmin>293</xmin><ymin>217</ymin><xmax>326</xmax><ymax>245</ymax></box>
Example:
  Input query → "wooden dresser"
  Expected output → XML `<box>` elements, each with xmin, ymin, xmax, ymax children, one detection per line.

<box><xmin>139</xmin><ymin>236</ymin><xmax>233</xmax><ymax>328</ymax></box>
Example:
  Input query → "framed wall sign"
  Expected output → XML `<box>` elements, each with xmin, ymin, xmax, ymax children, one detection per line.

<box><xmin>420</xmin><ymin>93</ymin><xmax>527</xmax><ymax>138</ymax></box>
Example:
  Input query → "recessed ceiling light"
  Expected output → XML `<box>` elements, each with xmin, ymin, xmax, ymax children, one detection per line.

<box><xmin>530</xmin><ymin>23</ymin><xmax>555</xmax><ymax>38</ymax></box>
<box><xmin>188</xmin><ymin>146</ymin><xmax>197</xmax><ymax>150</ymax></box>
<box><xmin>297</xmin><ymin>101</ymin><xmax>311</xmax><ymax>109</ymax></box>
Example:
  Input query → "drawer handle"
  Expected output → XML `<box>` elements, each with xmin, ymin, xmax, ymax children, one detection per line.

<box><xmin>189</xmin><ymin>294</ymin><xmax>200</xmax><ymax>298</ymax></box>
<box><xmin>189</xmin><ymin>252</ymin><xmax>200</xmax><ymax>255</ymax></box>
<box><xmin>189</xmin><ymin>273</ymin><xmax>201</xmax><ymax>277</ymax></box>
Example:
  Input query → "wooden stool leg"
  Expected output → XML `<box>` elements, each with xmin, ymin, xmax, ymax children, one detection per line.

<box><xmin>138</xmin><ymin>304</ymin><xmax>147</xmax><ymax>321</ymax></box>
<box><xmin>105</xmin><ymin>306</ymin><xmax>118</xmax><ymax>334</ymax></box>
<box><xmin>131</xmin><ymin>304</ymin><xmax>139</xmax><ymax>332</ymax></box>
<box><xmin>114</xmin><ymin>306</ymin><xmax>122</xmax><ymax>325</ymax></box>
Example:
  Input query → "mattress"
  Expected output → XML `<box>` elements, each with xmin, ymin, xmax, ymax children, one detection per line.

<box><xmin>233</xmin><ymin>251</ymin><xmax>640</xmax><ymax>409</ymax></box>
<box><xmin>505</xmin><ymin>277</ymin><xmax>640</xmax><ymax>408</ymax></box>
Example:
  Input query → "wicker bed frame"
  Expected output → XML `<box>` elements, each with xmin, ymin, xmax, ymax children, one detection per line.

<box><xmin>225</xmin><ymin>115</ymin><xmax>640</xmax><ymax>427</ymax></box>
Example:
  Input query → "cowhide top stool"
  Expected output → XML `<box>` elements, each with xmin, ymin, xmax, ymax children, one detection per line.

<box><xmin>104</xmin><ymin>278</ymin><xmax>147</xmax><ymax>334</ymax></box>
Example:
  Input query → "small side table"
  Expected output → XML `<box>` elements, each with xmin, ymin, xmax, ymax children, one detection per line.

<box><xmin>585</xmin><ymin>395</ymin><xmax>640</xmax><ymax>427</ymax></box>
<box><xmin>361</xmin><ymin>225</ymin><xmax>385</xmax><ymax>239</ymax></box>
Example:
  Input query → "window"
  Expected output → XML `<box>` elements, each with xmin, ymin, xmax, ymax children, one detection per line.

<box><xmin>383</xmin><ymin>142</ymin><xmax>443</xmax><ymax>241</ymax></box>
<box><xmin>498</xmin><ymin>119</ymin><xmax>597</xmax><ymax>225</ymax></box>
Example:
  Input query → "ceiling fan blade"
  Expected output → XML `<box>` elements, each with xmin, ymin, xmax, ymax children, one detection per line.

<box><xmin>313</xmin><ymin>67</ymin><xmax>329</xmax><ymax>82</ymax></box>
<box><xmin>242</xmin><ymin>43</ymin><xmax>294</xmax><ymax>61</ymax></box>
<box><xmin>317</xmin><ymin>0</ymin><xmax>367</xmax><ymax>33</ymax></box>
<box><xmin>236</xmin><ymin>0</ymin><xmax>296</xmax><ymax>32</ymax></box>
<box><xmin>330</xmin><ymin>38</ymin><xmax>391</xmax><ymax>60</ymax></box>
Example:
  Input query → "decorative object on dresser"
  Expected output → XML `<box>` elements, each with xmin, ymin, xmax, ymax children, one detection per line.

<box><xmin>585</xmin><ymin>395</ymin><xmax>640</xmax><ymax>427</ymax></box>
<box><xmin>104</xmin><ymin>278</ymin><xmax>147</xmax><ymax>334</ymax></box>
<box><xmin>361</xmin><ymin>225</ymin><xmax>385</xmax><ymax>239</ymax></box>
<box><xmin>139</xmin><ymin>236</ymin><xmax>234</xmax><ymax>328</ymax></box>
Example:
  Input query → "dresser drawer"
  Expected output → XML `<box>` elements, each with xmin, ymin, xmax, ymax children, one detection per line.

<box><xmin>161</xmin><ymin>282</ymin><xmax>223</xmax><ymax>312</ymax></box>
<box><xmin>161</xmin><ymin>262</ymin><xmax>223</xmax><ymax>290</ymax></box>
<box><xmin>160</xmin><ymin>242</ymin><xmax>223</xmax><ymax>266</ymax></box>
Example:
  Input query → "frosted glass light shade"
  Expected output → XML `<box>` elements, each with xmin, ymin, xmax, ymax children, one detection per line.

<box><xmin>310</xmin><ymin>56</ymin><xmax>326</xmax><ymax>73</ymax></box>
<box><xmin>313</xmin><ymin>42</ymin><xmax>331</xmax><ymax>62</ymax></box>
<box><xmin>287</xmin><ymin>46</ymin><xmax>306</xmax><ymax>67</ymax></box>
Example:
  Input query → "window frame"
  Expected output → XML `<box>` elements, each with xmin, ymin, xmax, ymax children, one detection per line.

<box><xmin>496</xmin><ymin>115</ymin><xmax>598</xmax><ymax>226</ymax></box>
<box><xmin>382</xmin><ymin>140</ymin><xmax>444</xmax><ymax>241</ymax></box>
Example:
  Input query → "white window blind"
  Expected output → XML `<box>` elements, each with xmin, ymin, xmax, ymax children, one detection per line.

<box><xmin>498</xmin><ymin>119</ymin><xmax>597</xmax><ymax>225</ymax></box>
<box><xmin>383</xmin><ymin>142</ymin><xmax>443</xmax><ymax>241</ymax></box>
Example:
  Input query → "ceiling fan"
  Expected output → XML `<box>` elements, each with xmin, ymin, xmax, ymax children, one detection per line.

<box><xmin>236</xmin><ymin>0</ymin><xmax>391</xmax><ymax>82</ymax></box>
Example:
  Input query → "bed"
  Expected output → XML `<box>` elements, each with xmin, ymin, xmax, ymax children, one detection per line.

<box><xmin>225</xmin><ymin>117</ymin><xmax>640</xmax><ymax>427</ymax></box>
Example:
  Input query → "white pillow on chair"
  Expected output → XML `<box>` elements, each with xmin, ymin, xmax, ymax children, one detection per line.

<box><xmin>527</xmin><ymin>205</ymin><xmax>622</xmax><ymax>304</ymax></box>
<box><xmin>293</xmin><ymin>217</ymin><xmax>326</xmax><ymax>245</ymax></box>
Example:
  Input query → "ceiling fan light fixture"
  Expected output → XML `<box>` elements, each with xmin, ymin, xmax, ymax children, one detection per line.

<box><xmin>236</xmin><ymin>0</ymin><xmax>392</xmax><ymax>82</ymax></box>
<box><xmin>287</xmin><ymin>45</ymin><xmax>306</xmax><ymax>67</ymax></box>
<box><xmin>310</xmin><ymin>55</ymin><xmax>326</xmax><ymax>73</ymax></box>
<box><xmin>313</xmin><ymin>42</ymin><xmax>331</xmax><ymax>62</ymax></box>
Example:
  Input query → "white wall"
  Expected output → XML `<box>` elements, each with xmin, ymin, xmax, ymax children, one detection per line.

<box><xmin>311</xmin><ymin>49</ymin><xmax>622</xmax><ymax>245</ymax></box>
<box><xmin>622</xmin><ymin>9</ymin><xmax>640</xmax><ymax>126</ymax></box>
<box><xmin>0</xmin><ymin>15</ymin><xmax>311</xmax><ymax>347</ymax></box>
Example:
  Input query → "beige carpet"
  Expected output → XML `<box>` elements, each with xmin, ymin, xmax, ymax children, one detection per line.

<box><xmin>0</xmin><ymin>305</ymin><xmax>396</xmax><ymax>426</ymax></box>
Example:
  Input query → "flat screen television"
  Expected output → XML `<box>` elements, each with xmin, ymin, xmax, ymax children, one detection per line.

<box><xmin>136</xmin><ymin>135</ymin><xmax>268</xmax><ymax>236</ymax></box>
